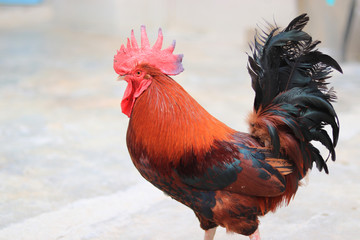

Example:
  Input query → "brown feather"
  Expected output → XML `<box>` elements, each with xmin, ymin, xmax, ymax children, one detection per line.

<box><xmin>127</xmin><ymin>64</ymin><xmax>236</xmax><ymax>173</ymax></box>
<box><xmin>265</xmin><ymin>158</ymin><xmax>293</xmax><ymax>175</ymax></box>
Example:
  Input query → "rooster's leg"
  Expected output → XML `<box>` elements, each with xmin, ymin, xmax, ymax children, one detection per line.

<box><xmin>249</xmin><ymin>228</ymin><xmax>260</xmax><ymax>240</ymax></box>
<box><xmin>204</xmin><ymin>227</ymin><xmax>217</xmax><ymax>240</ymax></box>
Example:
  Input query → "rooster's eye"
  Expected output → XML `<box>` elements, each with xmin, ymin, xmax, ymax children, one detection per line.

<box><xmin>136</xmin><ymin>71</ymin><xmax>142</xmax><ymax>76</ymax></box>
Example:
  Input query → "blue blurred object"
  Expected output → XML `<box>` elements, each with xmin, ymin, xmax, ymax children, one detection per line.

<box><xmin>326</xmin><ymin>0</ymin><xmax>336</xmax><ymax>6</ymax></box>
<box><xmin>0</xmin><ymin>0</ymin><xmax>42</xmax><ymax>4</ymax></box>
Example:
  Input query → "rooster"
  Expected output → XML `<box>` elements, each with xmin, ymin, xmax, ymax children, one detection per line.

<box><xmin>113</xmin><ymin>14</ymin><xmax>342</xmax><ymax>240</ymax></box>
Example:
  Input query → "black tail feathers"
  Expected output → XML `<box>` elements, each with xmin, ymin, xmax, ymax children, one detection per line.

<box><xmin>247</xmin><ymin>14</ymin><xmax>342</xmax><ymax>174</ymax></box>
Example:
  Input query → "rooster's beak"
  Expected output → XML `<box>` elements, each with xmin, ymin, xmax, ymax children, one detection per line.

<box><xmin>117</xmin><ymin>75</ymin><xmax>126</xmax><ymax>81</ymax></box>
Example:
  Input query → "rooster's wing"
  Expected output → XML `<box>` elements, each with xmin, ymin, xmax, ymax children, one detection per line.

<box><xmin>177</xmin><ymin>143</ymin><xmax>286</xmax><ymax>197</ymax></box>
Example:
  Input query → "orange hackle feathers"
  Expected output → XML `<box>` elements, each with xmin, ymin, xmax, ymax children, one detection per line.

<box><xmin>248</xmin><ymin>106</ymin><xmax>308</xmax><ymax>175</ymax></box>
<box><xmin>126</xmin><ymin>64</ymin><xmax>236</xmax><ymax>171</ymax></box>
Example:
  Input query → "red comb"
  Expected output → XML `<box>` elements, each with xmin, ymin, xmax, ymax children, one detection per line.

<box><xmin>114</xmin><ymin>26</ymin><xmax>184</xmax><ymax>76</ymax></box>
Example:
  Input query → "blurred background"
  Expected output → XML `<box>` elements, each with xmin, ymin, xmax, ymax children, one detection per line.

<box><xmin>0</xmin><ymin>0</ymin><xmax>359</xmax><ymax>239</ymax></box>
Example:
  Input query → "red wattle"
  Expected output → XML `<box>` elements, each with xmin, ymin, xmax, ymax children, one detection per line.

<box><xmin>121</xmin><ymin>79</ymin><xmax>152</xmax><ymax>118</ymax></box>
<box><xmin>121</xmin><ymin>80</ymin><xmax>134</xmax><ymax>117</ymax></box>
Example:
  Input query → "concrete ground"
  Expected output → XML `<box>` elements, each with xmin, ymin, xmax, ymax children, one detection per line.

<box><xmin>1</xmin><ymin>7</ymin><xmax>360</xmax><ymax>240</ymax></box>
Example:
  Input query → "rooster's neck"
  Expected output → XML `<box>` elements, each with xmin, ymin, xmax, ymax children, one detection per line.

<box><xmin>126</xmin><ymin>75</ymin><xmax>235</xmax><ymax>168</ymax></box>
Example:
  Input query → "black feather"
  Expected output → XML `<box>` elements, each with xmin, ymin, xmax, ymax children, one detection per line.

<box><xmin>267</xmin><ymin>125</ymin><xmax>280</xmax><ymax>157</ymax></box>
<box><xmin>310</xmin><ymin>145</ymin><xmax>329</xmax><ymax>173</ymax></box>
<box><xmin>310</xmin><ymin>129</ymin><xmax>336</xmax><ymax>161</ymax></box>
<box><xmin>247</xmin><ymin>13</ymin><xmax>341</xmax><ymax>175</ymax></box>
<box><xmin>284</xmin><ymin>13</ymin><xmax>309</xmax><ymax>31</ymax></box>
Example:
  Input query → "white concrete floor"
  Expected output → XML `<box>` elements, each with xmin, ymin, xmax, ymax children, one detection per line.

<box><xmin>1</xmin><ymin>10</ymin><xmax>360</xmax><ymax>240</ymax></box>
